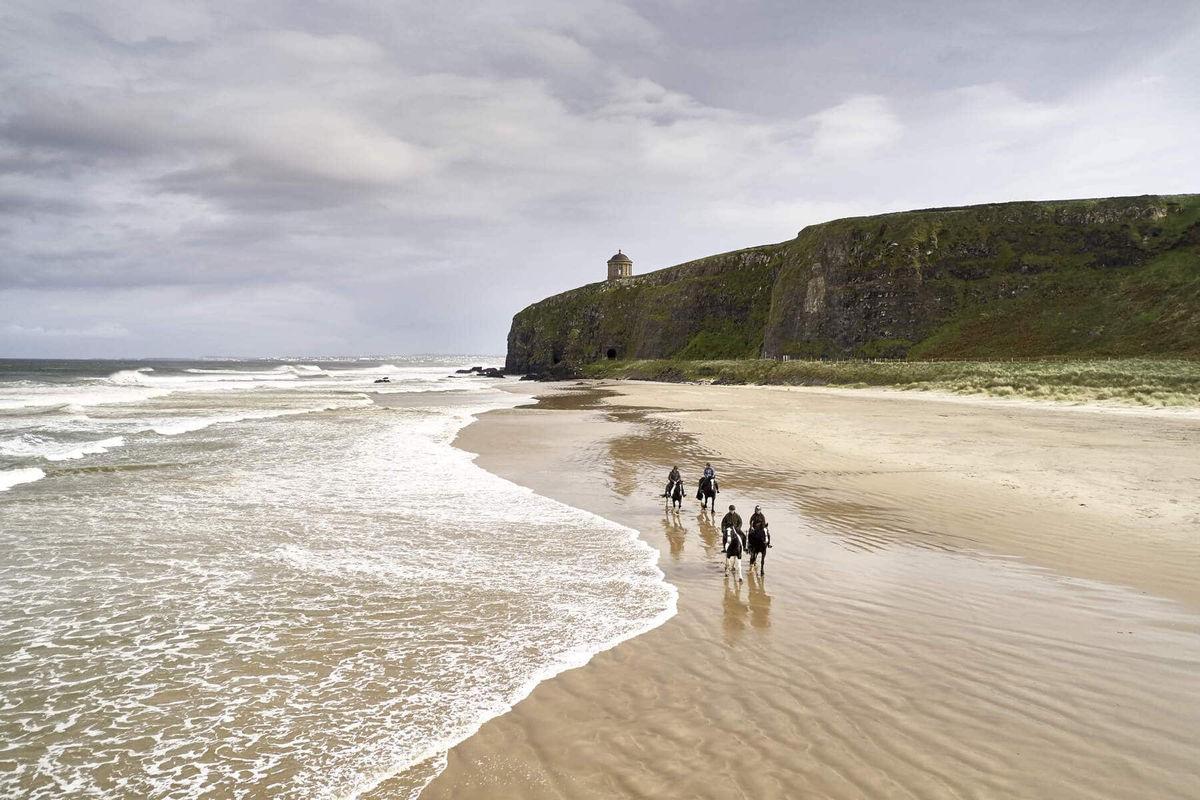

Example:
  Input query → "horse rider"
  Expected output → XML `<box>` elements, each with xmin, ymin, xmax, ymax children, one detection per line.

<box><xmin>663</xmin><ymin>465</ymin><xmax>682</xmax><ymax>498</ymax></box>
<box><xmin>747</xmin><ymin>505</ymin><xmax>771</xmax><ymax>576</ymax></box>
<box><xmin>703</xmin><ymin>462</ymin><xmax>716</xmax><ymax>482</ymax></box>
<box><xmin>721</xmin><ymin>504</ymin><xmax>746</xmax><ymax>582</ymax></box>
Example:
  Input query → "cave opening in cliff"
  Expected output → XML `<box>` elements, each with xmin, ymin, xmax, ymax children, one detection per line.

<box><xmin>606</xmin><ymin>348</ymin><xmax>616</xmax><ymax>359</ymax></box>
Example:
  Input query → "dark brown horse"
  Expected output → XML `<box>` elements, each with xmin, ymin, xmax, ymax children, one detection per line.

<box><xmin>666</xmin><ymin>479</ymin><xmax>685</xmax><ymax>511</ymax></box>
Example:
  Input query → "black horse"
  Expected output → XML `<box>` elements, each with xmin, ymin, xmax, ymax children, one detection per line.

<box><xmin>696</xmin><ymin>475</ymin><xmax>719</xmax><ymax>510</ymax></box>
<box><xmin>666</xmin><ymin>479</ymin><xmax>685</xmax><ymax>511</ymax></box>
<box><xmin>747</xmin><ymin>526</ymin><xmax>769</xmax><ymax>577</ymax></box>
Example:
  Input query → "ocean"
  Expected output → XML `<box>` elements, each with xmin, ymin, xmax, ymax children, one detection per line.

<box><xmin>0</xmin><ymin>358</ymin><xmax>676</xmax><ymax>799</ymax></box>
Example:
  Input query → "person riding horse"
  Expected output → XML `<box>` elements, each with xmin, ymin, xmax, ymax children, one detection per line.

<box><xmin>721</xmin><ymin>504</ymin><xmax>746</xmax><ymax>582</ymax></box>
<box><xmin>667</xmin><ymin>476</ymin><xmax>686</xmax><ymax>510</ymax></box>
<box><xmin>663</xmin><ymin>465</ymin><xmax>682</xmax><ymax>497</ymax></box>
<box><xmin>747</xmin><ymin>505</ymin><xmax>771</xmax><ymax>576</ymax></box>
<box><xmin>697</xmin><ymin>462</ymin><xmax>719</xmax><ymax>508</ymax></box>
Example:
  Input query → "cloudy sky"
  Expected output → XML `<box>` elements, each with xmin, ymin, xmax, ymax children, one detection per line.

<box><xmin>1</xmin><ymin>1</ymin><xmax>1197</xmax><ymax>357</ymax></box>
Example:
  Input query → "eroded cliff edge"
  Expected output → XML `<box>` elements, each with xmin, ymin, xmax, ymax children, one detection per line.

<box><xmin>505</xmin><ymin>194</ymin><xmax>1200</xmax><ymax>374</ymax></box>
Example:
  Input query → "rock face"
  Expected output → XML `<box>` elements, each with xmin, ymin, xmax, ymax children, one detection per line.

<box><xmin>505</xmin><ymin>194</ymin><xmax>1200</xmax><ymax>373</ymax></box>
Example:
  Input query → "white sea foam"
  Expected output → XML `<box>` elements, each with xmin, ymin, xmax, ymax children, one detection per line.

<box><xmin>144</xmin><ymin>405</ymin><xmax>362</xmax><ymax>436</ymax></box>
<box><xmin>0</xmin><ymin>385</ymin><xmax>171</xmax><ymax>412</ymax></box>
<box><xmin>0</xmin><ymin>434</ymin><xmax>126</xmax><ymax>461</ymax></box>
<box><xmin>184</xmin><ymin>364</ymin><xmax>325</xmax><ymax>376</ymax></box>
<box><xmin>0</xmin><ymin>467</ymin><xmax>45</xmax><ymax>491</ymax></box>
<box><xmin>0</xmin><ymin>360</ymin><xmax>672</xmax><ymax>799</ymax></box>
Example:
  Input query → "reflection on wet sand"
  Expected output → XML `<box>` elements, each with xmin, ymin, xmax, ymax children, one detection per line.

<box><xmin>721</xmin><ymin>575</ymin><xmax>750</xmax><ymax>641</ymax></box>
<box><xmin>746</xmin><ymin>572</ymin><xmax>771</xmax><ymax>629</ymax></box>
<box><xmin>428</xmin><ymin>381</ymin><xmax>1200</xmax><ymax>800</ymax></box>
<box><xmin>532</xmin><ymin>387</ymin><xmax>953</xmax><ymax>559</ymax></box>
<box><xmin>661</xmin><ymin>510</ymin><xmax>686</xmax><ymax>559</ymax></box>
<box><xmin>695</xmin><ymin>509</ymin><xmax>719</xmax><ymax>556</ymax></box>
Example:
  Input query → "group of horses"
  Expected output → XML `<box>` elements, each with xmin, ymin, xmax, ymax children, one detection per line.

<box><xmin>665</xmin><ymin>474</ymin><xmax>719</xmax><ymax>511</ymax></box>
<box><xmin>664</xmin><ymin>472</ymin><xmax>769</xmax><ymax>578</ymax></box>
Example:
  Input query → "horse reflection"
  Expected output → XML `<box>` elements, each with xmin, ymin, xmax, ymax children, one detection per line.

<box><xmin>696</xmin><ymin>509</ymin><xmax>720</xmax><ymax>556</ymax></box>
<box><xmin>746</xmin><ymin>571</ymin><xmax>772</xmax><ymax>629</ymax></box>
<box><xmin>662</xmin><ymin>510</ymin><xmax>686</xmax><ymax>559</ymax></box>
<box><xmin>722</xmin><ymin>574</ymin><xmax>750</xmax><ymax>641</ymax></box>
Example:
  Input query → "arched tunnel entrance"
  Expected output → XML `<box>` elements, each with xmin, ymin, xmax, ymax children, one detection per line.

<box><xmin>606</xmin><ymin>348</ymin><xmax>617</xmax><ymax>360</ymax></box>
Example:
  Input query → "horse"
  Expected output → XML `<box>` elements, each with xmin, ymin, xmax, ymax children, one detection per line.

<box><xmin>747</xmin><ymin>527</ymin><xmax>769</xmax><ymax>577</ymax></box>
<box><xmin>722</xmin><ymin>526</ymin><xmax>746</xmax><ymax>583</ymax></box>
<box><xmin>696</xmin><ymin>475</ymin><xmax>719</xmax><ymax>510</ymax></box>
<box><xmin>666</xmin><ymin>479</ymin><xmax>685</xmax><ymax>511</ymax></box>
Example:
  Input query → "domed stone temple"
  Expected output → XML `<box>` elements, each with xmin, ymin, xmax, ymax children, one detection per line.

<box><xmin>606</xmin><ymin>250</ymin><xmax>633</xmax><ymax>280</ymax></box>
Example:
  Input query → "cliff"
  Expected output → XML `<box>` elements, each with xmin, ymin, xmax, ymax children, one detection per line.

<box><xmin>505</xmin><ymin>194</ymin><xmax>1200</xmax><ymax>374</ymax></box>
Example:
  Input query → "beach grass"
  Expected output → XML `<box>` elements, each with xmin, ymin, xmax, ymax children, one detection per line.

<box><xmin>581</xmin><ymin>358</ymin><xmax>1200</xmax><ymax>407</ymax></box>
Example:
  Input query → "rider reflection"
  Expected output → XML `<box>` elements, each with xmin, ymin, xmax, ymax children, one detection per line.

<box><xmin>662</xmin><ymin>511</ymin><xmax>686</xmax><ymax>559</ymax></box>
<box><xmin>696</xmin><ymin>509</ymin><xmax>719</xmax><ymax>556</ymax></box>
<box><xmin>746</xmin><ymin>571</ymin><xmax>772</xmax><ymax>629</ymax></box>
<box><xmin>722</xmin><ymin>574</ymin><xmax>750</xmax><ymax>641</ymax></box>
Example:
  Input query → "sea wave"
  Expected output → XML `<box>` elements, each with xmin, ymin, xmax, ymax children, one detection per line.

<box><xmin>0</xmin><ymin>434</ymin><xmax>126</xmax><ymax>462</ymax></box>
<box><xmin>0</xmin><ymin>360</ymin><xmax>671</xmax><ymax>799</ymax></box>
<box><xmin>143</xmin><ymin>407</ymin><xmax>354</xmax><ymax>436</ymax></box>
<box><xmin>0</xmin><ymin>386</ymin><xmax>170</xmax><ymax>412</ymax></box>
<box><xmin>0</xmin><ymin>467</ymin><xmax>45</xmax><ymax>491</ymax></box>
<box><xmin>183</xmin><ymin>364</ymin><xmax>326</xmax><ymax>377</ymax></box>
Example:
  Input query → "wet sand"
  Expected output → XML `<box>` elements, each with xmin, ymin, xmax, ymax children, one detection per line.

<box><xmin>419</xmin><ymin>381</ymin><xmax>1200</xmax><ymax>799</ymax></box>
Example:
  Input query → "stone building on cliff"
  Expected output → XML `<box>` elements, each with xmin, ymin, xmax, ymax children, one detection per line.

<box><xmin>606</xmin><ymin>250</ymin><xmax>633</xmax><ymax>280</ymax></box>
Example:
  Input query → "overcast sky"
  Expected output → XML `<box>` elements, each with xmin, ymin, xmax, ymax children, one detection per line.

<box><xmin>1</xmin><ymin>1</ymin><xmax>1198</xmax><ymax>358</ymax></box>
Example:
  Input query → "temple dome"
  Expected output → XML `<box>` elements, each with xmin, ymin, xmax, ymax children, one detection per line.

<box><xmin>607</xmin><ymin>251</ymin><xmax>632</xmax><ymax>264</ymax></box>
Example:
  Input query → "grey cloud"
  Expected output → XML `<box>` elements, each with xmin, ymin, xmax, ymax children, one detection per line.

<box><xmin>1</xmin><ymin>1</ymin><xmax>1198</xmax><ymax>357</ymax></box>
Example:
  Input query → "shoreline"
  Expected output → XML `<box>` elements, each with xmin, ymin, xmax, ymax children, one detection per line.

<box><xmin>419</xmin><ymin>379</ymin><xmax>1200</xmax><ymax>799</ymax></box>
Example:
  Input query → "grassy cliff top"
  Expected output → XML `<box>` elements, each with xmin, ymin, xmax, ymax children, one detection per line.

<box><xmin>507</xmin><ymin>194</ymin><xmax>1200</xmax><ymax>374</ymax></box>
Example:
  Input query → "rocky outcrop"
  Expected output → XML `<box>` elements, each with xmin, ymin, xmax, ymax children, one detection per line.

<box><xmin>453</xmin><ymin>366</ymin><xmax>505</xmax><ymax>378</ymax></box>
<box><xmin>506</xmin><ymin>194</ymin><xmax>1200</xmax><ymax>373</ymax></box>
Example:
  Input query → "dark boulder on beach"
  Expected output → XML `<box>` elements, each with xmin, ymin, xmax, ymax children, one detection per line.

<box><xmin>451</xmin><ymin>366</ymin><xmax>506</xmax><ymax>378</ymax></box>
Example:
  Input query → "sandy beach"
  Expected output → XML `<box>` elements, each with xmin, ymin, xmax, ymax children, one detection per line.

<box><xmin>413</xmin><ymin>381</ymin><xmax>1200</xmax><ymax>799</ymax></box>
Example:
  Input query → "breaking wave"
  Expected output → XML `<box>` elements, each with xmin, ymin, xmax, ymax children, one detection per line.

<box><xmin>0</xmin><ymin>467</ymin><xmax>45</xmax><ymax>491</ymax></box>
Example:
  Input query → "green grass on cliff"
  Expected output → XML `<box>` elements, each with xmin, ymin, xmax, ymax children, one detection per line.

<box><xmin>509</xmin><ymin>195</ymin><xmax>1200</xmax><ymax>374</ymax></box>
<box><xmin>582</xmin><ymin>358</ymin><xmax>1200</xmax><ymax>407</ymax></box>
